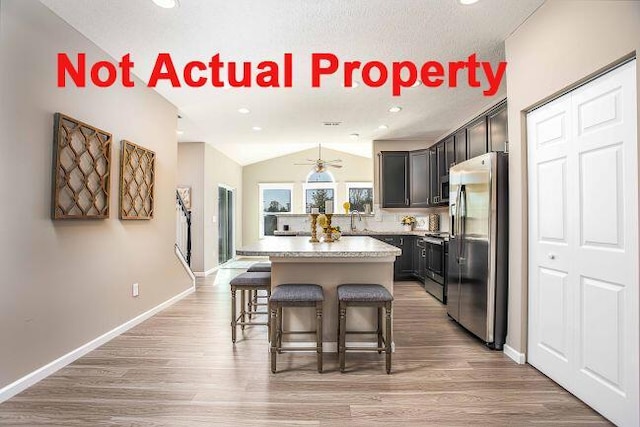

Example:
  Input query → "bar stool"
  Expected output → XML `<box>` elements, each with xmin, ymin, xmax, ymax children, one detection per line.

<box><xmin>230</xmin><ymin>272</ymin><xmax>271</xmax><ymax>343</ymax></box>
<box><xmin>337</xmin><ymin>284</ymin><xmax>393</xmax><ymax>374</ymax></box>
<box><xmin>246</xmin><ymin>262</ymin><xmax>271</xmax><ymax>316</ymax></box>
<box><xmin>269</xmin><ymin>284</ymin><xmax>324</xmax><ymax>373</ymax></box>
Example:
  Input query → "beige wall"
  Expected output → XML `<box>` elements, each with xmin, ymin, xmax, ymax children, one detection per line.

<box><xmin>242</xmin><ymin>147</ymin><xmax>373</xmax><ymax>245</ymax></box>
<box><xmin>504</xmin><ymin>0</ymin><xmax>640</xmax><ymax>354</ymax></box>
<box><xmin>0</xmin><ymin>0</ymin><xmax>192</xmax><ymax>389</ymax></box>
<box><xmin>178</xmin><ymin>143</ymin><xmax>243</xmax><ymax>272</ymax></box>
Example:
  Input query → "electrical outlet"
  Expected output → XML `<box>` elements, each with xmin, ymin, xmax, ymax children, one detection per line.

<box><xmin>132</xmin><ymin>283</ymin><xmax>139</xmax><ymax>297</ymax></box>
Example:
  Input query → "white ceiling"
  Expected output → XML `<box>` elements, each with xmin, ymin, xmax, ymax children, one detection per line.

<box><xmin>41</xmin><ymin>0</ymin><xmax>543</xmax><ymax>165</ymax></box>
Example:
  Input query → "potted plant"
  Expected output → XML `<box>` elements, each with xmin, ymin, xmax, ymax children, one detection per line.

<box><xmin>401</xmin><ymin>216</ymin><xmax>416</xmax><ymax>232</ymax></box>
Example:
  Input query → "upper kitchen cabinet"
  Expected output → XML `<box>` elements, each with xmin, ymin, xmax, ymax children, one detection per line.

<box><xmin>438</xmin><ymin>140</ymin><xmax>450</xmax><ymax>205</ymax></box>
<box><xmin>454</xmin><ymin>128</ymin><xmax>467</xmax><ymax>165</ymax></box>
<box><xmin>409</xmin><ymin>150</ymin><xmax>429</xmax><ymax>208</ymax></box>
<box><xmin>444</xmin><ymin>136</ymin><xmax>455</xmax><ymax>171</ymax></box>
<box><xmin>467</xmin><ymin>117</ymin><xmax>488</xmax><ymax>159</ymax></box>
<box><xmin>488</xmin><ymin>102</ymin><xmax>508</xmax><ymax>152</ymax></box>
<box><xmin>429</xmin><ymin>147</ymin><xmax>439</xmax><ymax>205</ymax></box>
<box><xmin>380</xmin><ymin>151</ymin><xmax>410</xmax><ymax>208</ymax></box>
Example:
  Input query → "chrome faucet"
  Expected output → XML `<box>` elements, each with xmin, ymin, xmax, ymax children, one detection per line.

<box><xmin>350</xmin><ymin>210</ymin><xmax>362</xmax><ymax>232</ymax></box>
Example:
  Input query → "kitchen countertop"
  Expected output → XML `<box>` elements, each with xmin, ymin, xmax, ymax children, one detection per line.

<box><xmin>273</xmin><ymin>230</ymin><xmax>449</xmax><ymax>241</ymax></box>
<box><xmin>274</xmin><ymin>230</ymin><xmax>436</xmax><ymax>237</ymax></box>
<box><xmin>236</xmin><ymin>236</ymin><xmax>402</xmax><ymax>258</ymax></box>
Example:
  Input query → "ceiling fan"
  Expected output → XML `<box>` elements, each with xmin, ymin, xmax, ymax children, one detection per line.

<box><xmin>295</xmin><ymin>144</ymin><xmax>343</xmax><ymax>172</ymax></box>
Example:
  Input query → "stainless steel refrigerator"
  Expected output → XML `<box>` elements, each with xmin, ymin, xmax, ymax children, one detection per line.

<box><xmin>448</xmin><ymin>152</ymin><xmax>508</xmax><ymax>350</ymax></box>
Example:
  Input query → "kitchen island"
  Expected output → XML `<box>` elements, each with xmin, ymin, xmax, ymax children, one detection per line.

<box><xmin>236</xmin><ymin>236</ymin><xmax>401</xmax><ymax>351</ymax></box>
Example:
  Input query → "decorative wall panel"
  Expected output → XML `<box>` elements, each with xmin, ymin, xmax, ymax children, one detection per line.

<box><xmin>51</xmin><ymin>113</ymin><xmax>112</xmax><ymax>219</ymax></box>
<box><xmin>119</xmin><ymin>140</ymin><xmax>155</xmax><ymax>220</ymax></box>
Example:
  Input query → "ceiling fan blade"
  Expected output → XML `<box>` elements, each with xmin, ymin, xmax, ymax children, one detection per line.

<box><xmin>324</xmin><ymin>159</ymin><xmax>343</xmax><ymax>163</ymax></box>
<box><xmin>327</xmin><ymin>164</ymin><xmax>343</xmax><ymax>168</ymax></box>
<box><xmin>294</xmin><ymin>162</ymin><xmax>315</xmax><ymax>166</ymax></box>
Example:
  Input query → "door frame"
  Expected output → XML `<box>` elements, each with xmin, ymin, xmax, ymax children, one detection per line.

<box><xmin>524</xmin><ymin>57</ymin><xmax>638</xmax><ymax>425</ymax></box>
<box><xmin>218</xmin><ymin>183</ymin><xmax>236</xmax><ymax>265</ymax></box>
<box><xmin>523</xmin><ymin>55</ymin><xmax>638</xmax><ymax>357</ymax></box>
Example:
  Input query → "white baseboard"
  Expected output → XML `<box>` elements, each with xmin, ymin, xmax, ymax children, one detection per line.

<box><xmin>503</xmin><ymin>344</ymin><xmax>526</xmax><ymax>364</ymax></box>
<box><xmin>0</xmin><ymin>285</ymin><xmax>195</xmax><ymax>403</ymax></box>
<box><xmin>194</xmin><ymin>266</ymin><xmax>219</xmax><ymax>277</ymax></box>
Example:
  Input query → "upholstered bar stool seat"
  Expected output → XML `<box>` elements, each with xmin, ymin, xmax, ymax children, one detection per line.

<box><xmin>230</xmin><ymin>272</ymin><xmax>271</xmax><ymax>343</ymax></box>
<box><xmin>246</xmin><ymin>262</ymin><xmax>272</xmax><ymax>315</ymax></box>
<box><xmin>337</xmin><ymin>284</ymin><xmax>393</xmax><ymax>374</ymax></box>
<box><xmin>269</xmin><ymin>284</ymin><xmax>324</xmax><ymax>373</ymax></box>
<box><xmin>247</xmin><ymin>262</ymin><xmax>272</xmax><ymax>273</ymax></box>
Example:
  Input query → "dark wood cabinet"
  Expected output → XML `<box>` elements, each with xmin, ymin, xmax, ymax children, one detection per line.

<box><xmin>488</xmin><ymin>102</ymin><xmax>508</xmax><ymax>152</ymax></box>
<box><xmin>374</xmin><ymin>235</ymin><xmax>413</xmax><ymax>280</ymax></box>
<box><xmin>428</xmin><ymin>148</ymin><xmax>439</xmax><ymax>206</ymax></box>
<box><xmin>467</xmin><ymin>117</ymin><xmax>488</xmax><ymax>159</ymax></box>
<box><xmin>380</xmin><ymin>152</ymin><xmax>409</xmax><ymax>208</ymax></box>
<box><xmin>409</xmin><ymin>150</ymin><xmax>429</xmax><ymax>208</ymax></box>
<box><xmin>444</xmin><ymin>136</ymin><xmax>455</xmax><ymax>171</ymax></box>
<box><xmin>436</xmin><ymin>141</ymin><xmax>449</xmax><ymax>205</ymax></box>
<box><xmin>454</xmin><ymin>128</ymin><xmax>467</xmax><ymax>165</ymax></box>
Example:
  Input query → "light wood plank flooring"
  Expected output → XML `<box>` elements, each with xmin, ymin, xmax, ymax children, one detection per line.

<box><xmin>0</xmin><ymin>268</ymin><xmax>609</xmax><ymax>426</ymax></box>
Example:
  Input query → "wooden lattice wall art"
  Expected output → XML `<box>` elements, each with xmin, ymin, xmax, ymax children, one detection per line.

<box><xmin>119</xmin><ymin>140</ymin><xmax>156</xmax><ymax>220</ymax></box>
<box><xmin>51</xmin><ymin>113</ymin><xmax>112</xmax><ymax>219</ymax></box>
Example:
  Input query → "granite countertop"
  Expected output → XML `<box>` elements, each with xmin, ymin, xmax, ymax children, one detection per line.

<box><xmin>236</xmin><ymin>236</ymin><xmax>402</xmax><ymax>258</ymax></box>
<box><xmin>274</xmin><ymin>230</ymin><xmax>448</xmax><ymax>238</ymax></box>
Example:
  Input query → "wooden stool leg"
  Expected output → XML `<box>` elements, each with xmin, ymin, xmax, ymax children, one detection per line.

<box><xmin>266</xmin><ymin>288</ymin><xmax>272</xmax><ymax>342</ymax></box>
<box><xmin>240</xmin><ymin>290</ymin><xmax>246</xmax><ymax>331</ymax></box>
<box><xmin>385</xmin><ymin>302</ymin><xmax>392</xmax><ymax>374</ymax></box>
<box><xmin>270</xmin><ymin>304</ymin><xmax>278</xmax><ymax>373</ymax></box>
<box><xmin>231</xmin><ymin>287</ymin><xmax>237</xmax><ymax>343</ymax></box>
<box><xmin>339</xmin><ymin>302</ymin><xmax>347</xmax><ymax>373</ymax></box>
<box><xmin>316</xmin><ymin>302</ymin><xmax>323</xmax><ymax>373</ymax></box>
<box><xmin>247</xmin><ymin>290</ymin><xmax>253</xmax><ymax>320</ymax></box>
<box><xmin>377</xmin><ymin>306</ymin><xmax>383</xmax><ymax>354</ymax></box>
<box><xmin>277</xmin><ymin>306</ymin><xmax>283</xmax><ymax>353</ymax></box>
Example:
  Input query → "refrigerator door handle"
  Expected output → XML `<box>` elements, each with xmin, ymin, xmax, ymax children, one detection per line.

<box><xmin>458</xmin><ymin>185</ymin><xmax>467</xmax><ymax>261</ymax></box>
<box><xmin>452</xmin><ymin>184</ymin><xmax>462</xmax><ymax>261</ymax></box>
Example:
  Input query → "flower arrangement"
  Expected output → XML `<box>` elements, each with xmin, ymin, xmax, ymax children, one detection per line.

<box><xmin>401</xmin><ymin>216</ymin><xmax>416</xmax><ymax>225</ymax></box>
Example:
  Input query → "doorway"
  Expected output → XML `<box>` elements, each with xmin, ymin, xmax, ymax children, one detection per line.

<box><xmin>527</xmin><ymin>60</ymin><xmax>638</xmax><ymax>426</ymax></box>
<box><xmin>218</xmin><ymin>185</ymin><xmax>234</xmax><ymax>265</ymax></box>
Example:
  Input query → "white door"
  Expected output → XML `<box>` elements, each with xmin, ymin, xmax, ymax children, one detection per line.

<box><xmin>528</xmin><ymin>60</ymin><xmax>638</xmax><ymax>426</ymax></box>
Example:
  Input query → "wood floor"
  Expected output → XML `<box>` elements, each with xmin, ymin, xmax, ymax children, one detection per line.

<box><xmin>0</xmin><ymin>268</ymin><xmax>610</xmax><ymax>426</ymax></box>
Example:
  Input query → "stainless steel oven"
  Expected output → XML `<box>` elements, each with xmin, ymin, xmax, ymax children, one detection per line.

<box><xmin>423</xmin><ymin>236</ymin><xmax>446</xmax><ymax>303</ymax></box>
<box><xmin>424</xmin><ymin>237</ymin><xmax>445</xmax><ymax>284</ymax></box>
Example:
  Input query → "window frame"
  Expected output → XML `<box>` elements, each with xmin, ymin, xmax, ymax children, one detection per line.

<box><xmin>259</xmin><ymin>183</ymin><xmax>294</xmax><ymax>238</ymax></box>
<box><xmin>345</xmin><ymin>181</ymin><xmax>374</xmax><ymax>213</ymax></box>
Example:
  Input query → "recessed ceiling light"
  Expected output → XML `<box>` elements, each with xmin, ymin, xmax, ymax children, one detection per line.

<box><xmin>176</xmin><ymin>130</ymin><xmax>184</xmax><ymax>135</ymax></box>
<box><xmin>377</xmin><ymin>125</ymin><xmax>389</xmax><ymax>131</ymax></box>
<box><xmin>389</xmin><ymin>106</ymin><xmax>402</xmax><ymax>113</ymax></box>
<box><xmin>252</xmin><ymin>126</ymin><xmax>262</xmax><ymax>131</ymax></box>
<box><xmin>238</xmin><ymin>108</ymin><xmax>250</xmax><ymax>114</ymax></box>
<box><xmin>412</xmin><ymin>80</ymin><xmax>422</xmax><ymax>88</ymax></box>
<box><xmin>349</xmin><ymin>133</ymin><xmax>360</xmax><ymax>140</ymax></box>
<box><xmin>152</xmin><ymin>0</ymin><xmax>179</xmax><ymax>8</ymax></box>
<box><xmin>459</xmin><ymin>0</ymin><xmax>479</xmax><ymax>4</ymax></box>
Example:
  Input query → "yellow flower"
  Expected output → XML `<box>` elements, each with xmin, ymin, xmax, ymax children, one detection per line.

<box><xmin>342</xmin><ymin>201</ymin><xmax>351</xmax><ymax>212</ymax></box>
<box><xmin>317</xmin><ymin>214</ymin><xmax>328</xmax><ymax>228</ymax></box>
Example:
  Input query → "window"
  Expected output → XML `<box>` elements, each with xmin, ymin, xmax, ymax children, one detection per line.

<box><xmin>303</xmin><ymin>169</ymin><xmax>336</xmax><ymax>213</ymax></box>
<box><xmin>345</xmin><ymin>182</ymin><xmax>374</xmax><ymax>213</ymax></box>
<box><xmin>259</xmin><ymin>183</ymin><xmax>293</xmax><ymax>237</ymax></box>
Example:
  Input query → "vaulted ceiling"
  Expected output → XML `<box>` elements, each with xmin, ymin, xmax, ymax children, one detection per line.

<box><xmin>41</xmin><ymin>0</ymin><xmax>543</xmax><ymax>165</ymax></box>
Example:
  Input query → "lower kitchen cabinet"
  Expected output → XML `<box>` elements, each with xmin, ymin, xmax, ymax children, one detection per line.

<box><xmin>373</xmin><ymin>235</ymin><xmax>414</xmax><ymax>280</ymax></box>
